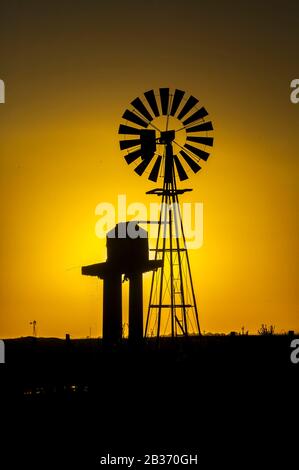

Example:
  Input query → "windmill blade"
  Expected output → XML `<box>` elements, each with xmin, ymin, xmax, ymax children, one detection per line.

<box><xmin>174</xmin><ymin>155</ymin><xmax>188</xmax><ymax>181</ymax></box>
<box><xmin>186</xmin><ymin>121</ymin><xmax>213</xmax><ymax>133</ymax></box>
<box><xmin>120</xmin><ymin>139</ymin><xmax>141</xmax><ymax>150</ymax></box>
<box><xmin>186</xmin><ymin>136</ymin><xmax>214</xmax><ymax>147</ymax></box>
<box><xmin>160</xmin><ymin>88</ymin><xmax>170</xmax><ymax>115</ymax></box>
<box><xmin>182</xmin><ymin>107</ymin><xmax>208</xmax><ymax>126</ymax></box>
<box><xmin>131</xmin><ymin>97</ymin><xmax>153</xmax><ymax>122</ymax></box>
<box><xmin>131</xmin><ymin>98</ymin><xmax>153</xmax><ymax>121</ymax></box>
<box><xmin>119</xmin><ymin>124</ymin><xmax>142</xmax><ymax>135</ymax></box>
<box><xmin>148</xmin><ymin>155</ymin><xmax>162</xmax><ymax>182</ymax></box>
<box><xmin>184</xmin><ymin>143</ymin><xmax>210</xmax><ymax>161</ymax></box>
<box><xmin>177</xmin><ymin>95</ymin><xmax>199</xmax><ymax>120</ymax></box>
<box><xmin>144</xmin><ymin>90</ymin><xmax>160</xmax><ymax>117</ymax></box>
<box><xmin>125</xmin><ymin>148</ymin><xmax>142</xmax><ymax>164</ymax></box>
<box><xmin>134</xmin><ymin>154</ymin><xmax>154</xmax><ymax>176</ymax></box>
<box><xmin>170</xmin><ymin>89</ymin><xmax>185</xmax><ymax>116</ymax></box>
<box><xmin>180</xmin><ymin>150</ymin><xmax>201</xmax><ymax>173</ymax></box>
<box><xmin>122</xmin><ymin>109</ymin><xmax>148</xmax><ymax>128</ymax></box>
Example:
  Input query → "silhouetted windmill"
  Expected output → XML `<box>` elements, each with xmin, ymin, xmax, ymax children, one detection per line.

<box><xmin>30</xmin><ymin>320</ymin><xmax>37</xmax><ymax>337</ymax></box>
<box><xmin>119</xmin><ymin>88</ymin><xmax>214</xmax><ymax>338</ymax></box>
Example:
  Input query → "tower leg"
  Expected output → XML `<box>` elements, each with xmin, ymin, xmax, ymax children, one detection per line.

<box><xmin>128</xmin><ymin>273</ymin><xmax>143</xmax><ymax>342</ymax></box>
<box><xmin>103</xmin><ymin>274</ymin><xmax>122</xmax><ymax>343</ymax></box>
<box><xmin>145</xmin><ymin>164</ymin><xmax>201</xmax><ymax>338</ymax></box>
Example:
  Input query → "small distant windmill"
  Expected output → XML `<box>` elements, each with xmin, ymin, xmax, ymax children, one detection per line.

<box><xmin>30</xmin><ymin>320</ymin><xmax>37</xmax><ymax>337</ymax></box>
<box><xmin>119</xmin><ymin>88</ymin><xmax>214</xmax><ymax>338</ymax></box>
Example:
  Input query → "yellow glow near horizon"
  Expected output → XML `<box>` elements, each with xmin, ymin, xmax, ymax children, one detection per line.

<box><xmin>0</xmin><ymin>112</ymin><xmax>298</xmax><ymax>338</ymax></box>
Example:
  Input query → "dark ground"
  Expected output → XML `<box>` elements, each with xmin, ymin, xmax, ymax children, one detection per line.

<box><xmin>0</xmin><ymin>335</ymin><xmax>298</xmax><ymax>468</ymax></box>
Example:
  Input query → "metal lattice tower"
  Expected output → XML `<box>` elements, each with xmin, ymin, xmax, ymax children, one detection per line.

<box><xmin>118</xmin><ymin>88</ymin><xmax>214</xmax><ymax>338</ymax></box>
<box><xmin>145</xmin><ymin>150</ymin><xmax>200</xmax><ymax>337</ymax></box>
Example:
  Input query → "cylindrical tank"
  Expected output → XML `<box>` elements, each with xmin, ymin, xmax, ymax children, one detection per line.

<box><xmin>106</xmin><ymin>222</ymin><xmax>148</xmax><ymax>269</ymax></box>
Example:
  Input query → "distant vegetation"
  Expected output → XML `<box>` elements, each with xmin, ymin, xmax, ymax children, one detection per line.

<box><xmin>258</xmin><ymin>324</ymin><xmax>275</xmax><ymax>336</ymax></box>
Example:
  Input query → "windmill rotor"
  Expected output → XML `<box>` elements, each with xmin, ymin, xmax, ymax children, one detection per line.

<box><xmin>118</xmin><ymin>88</ymin><xmax>214</xmax><ymax>183</ymax></box>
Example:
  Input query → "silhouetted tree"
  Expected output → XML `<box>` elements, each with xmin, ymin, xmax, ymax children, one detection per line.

<box><xmin>241</xmin><ymin>326</ymin><xmax>249</xmax><ymax>335</ymax></box>
<box><xmin>258</xmin><ymin>324</ymin><xmax>275</xmax><ymax>335</ymax></box>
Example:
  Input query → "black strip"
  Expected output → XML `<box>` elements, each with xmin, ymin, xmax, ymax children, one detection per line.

<box><xmin>177</xmin><ymin>95</ymin><xmax>199</xmax><ymax>120</ymax></box>
<box><xmin>184</xmin><ymin>144</ymin><xmax>210</xmax><ymax>161</ymax></box>
<box><xmin>125</xmin><ymin>149</ymin><xmax>142</xmax><ymax>164</ymax></box>
<box><xmin>134</xmin><ymin>155</ymin><xmax>154</xmax><ymax>175</ymax></box>
<box><xmin>118</xmin><ymin>124</ymin><xmax>142</xmax><ymax>135</ymax></box>
<box><xmin>160</xmin><ymin>88</ymin><xmax>170</xmax><ymax>115</ymax></box>
<box><xmin>186</xmin><ymin>136</ymin><xmax>214</xmax><ymax>147</ymax></box>
<box><xmin>174</xmin><ymin>155</ymin><xmax>188</xmax><ymax>181</ymax></box>
<box><xmin>148</xmin><ymin>155</ymin><xmax>162</xmax><ymax>182</ymax></box>
<box><xmin>119</xmin><ymin>139</ymin><xmax>141</xmax><ymax>150</ymax></box>
<box><xmin>180</xmin><ymin>150</ymin><xmax>201</xmax><ymax>173</ymax></box>
<box><xmin>185</xmin><ymin>121</ymin><xmax>214</xmax><ymax>133</ymax></box>
<box><xmin>122</xmin><ymin>109</ymin><xmax>148</xmax><ymax>128</ymax></box>
<box><xmin>182</xmin><ymin>107</ymin><xmax>208</xmax><ymax>126</ymax></box>
<box><xmin>170</xmin><ymin>89</ymin><xmax>185</xmax><ymax>116</ymax></box>
<box><xmin>131</xmin><ymin>97</ymin><xmax>153</xmax><ymax>122</ymax></box>
<box><xmin>144</xmin><ymin>90</ymin><xmax>160</xmax><ymax>117</ymax></box>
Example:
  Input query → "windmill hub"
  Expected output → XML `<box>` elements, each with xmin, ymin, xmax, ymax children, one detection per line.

<box><xmin>159</xmin><ymin>130</ymin><xmax>175</xmax><ymax>145</ymax></box>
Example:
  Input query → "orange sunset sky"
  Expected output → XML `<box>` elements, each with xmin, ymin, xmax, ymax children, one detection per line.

<box><xmin>0</xmin><ymin>0</ymin><xmax>298</xmax><ymax>338</ymax></box>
